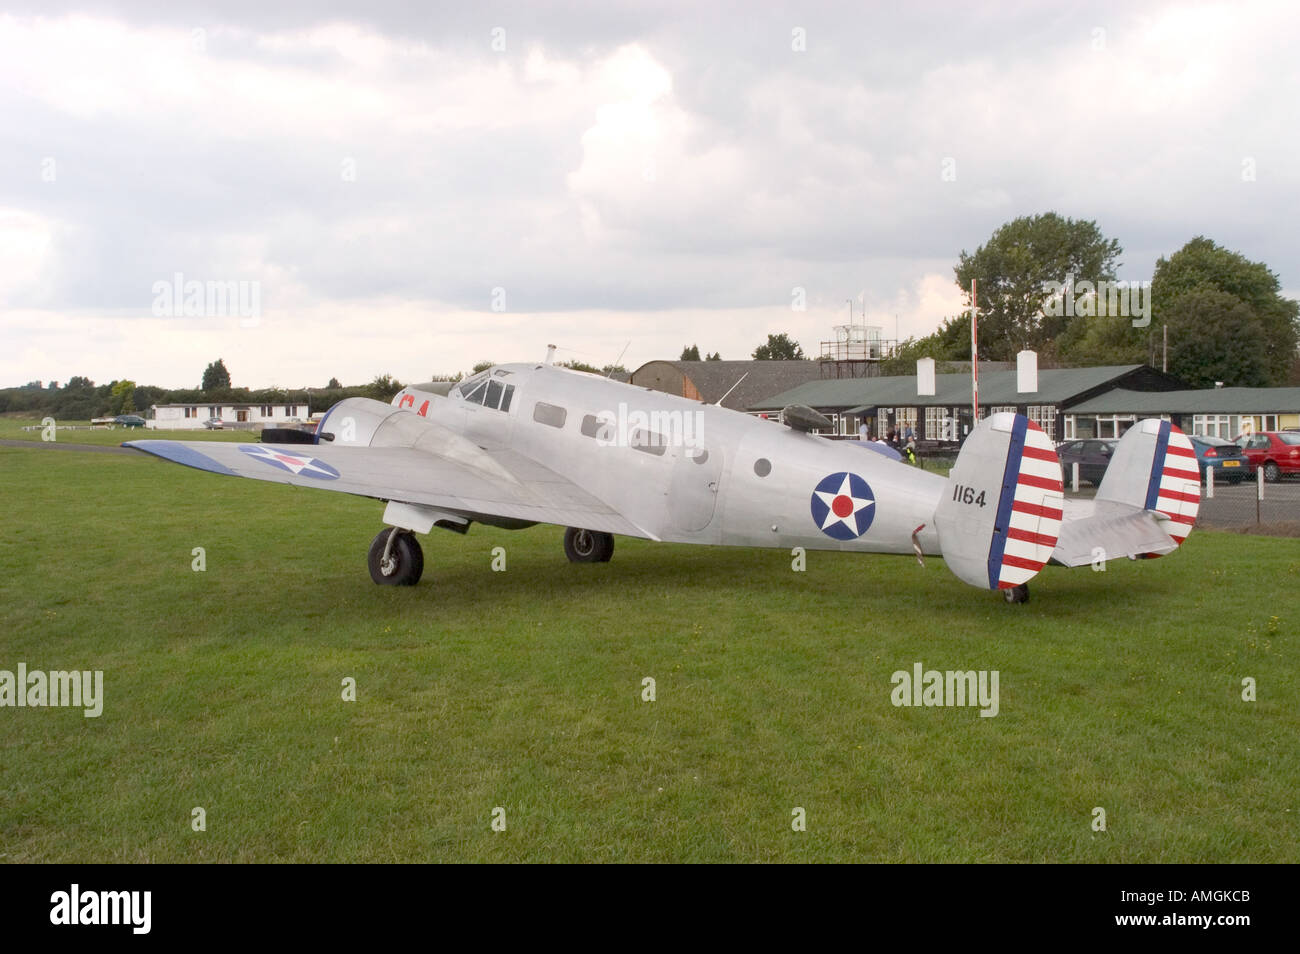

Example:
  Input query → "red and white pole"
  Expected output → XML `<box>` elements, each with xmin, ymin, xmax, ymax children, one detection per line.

<box><xmin>970</xmin><ymin>278</ymin><xmax>979</xmax><ymax>420</ymax></box>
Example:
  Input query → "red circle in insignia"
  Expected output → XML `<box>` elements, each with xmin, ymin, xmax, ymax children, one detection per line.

<box><xmin>832</xmin><ymin>494</ymin><xmax>854</xmax><ymax>518</ymax></box>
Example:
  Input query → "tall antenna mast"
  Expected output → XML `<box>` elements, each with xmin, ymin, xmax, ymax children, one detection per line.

<box><xmin>970</xmin><ymin>279</ymin><xmax>979</xmax><ymax>420</ymax></box>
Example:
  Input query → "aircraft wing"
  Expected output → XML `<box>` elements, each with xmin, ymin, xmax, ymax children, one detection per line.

<box><xmin>123</xmin><ymin>439</ymin><xmax>655</xmax><ymax>539</ymax></box>
<box><xmin>1049</xmin><ymin>497</ymin><xmax>1180</xmax><ymax>566</ymax></box>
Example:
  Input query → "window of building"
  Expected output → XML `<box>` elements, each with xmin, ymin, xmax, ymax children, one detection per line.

<box><xmin>1094</xmin><ymin>414</ymin><xmax>1137</xmax><ymax>438</ymax></box>
<box><xmin>925</xmin><ymin>406</ymin><xmax>954</xmax><ymax>442</ymax></box>
<box><xmin>1192</xmin><ymin>414</ymin><xmax>1241</xmax><ymax>438</ymax></box>
<box><xmin>1027</xmin><ymin>405</ymin><xmax>1056</xmax><ymax>440</ymax></box>
<box><xmin>533</xmin><ymin>402</ymin><xmax>566</xmax><ymax>428</ymax></box>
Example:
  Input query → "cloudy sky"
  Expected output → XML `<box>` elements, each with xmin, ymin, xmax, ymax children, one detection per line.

<box><xmin>2</xmin><ymin>0</ymin><xmax>1296</xmax><ymax>389</ymax></box>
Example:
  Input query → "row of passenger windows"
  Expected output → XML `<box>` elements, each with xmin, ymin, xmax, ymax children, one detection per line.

<box><xmin>532</xmin><ymin>402</ymin><xmax>672</xmax><ymax>457</ymax></box>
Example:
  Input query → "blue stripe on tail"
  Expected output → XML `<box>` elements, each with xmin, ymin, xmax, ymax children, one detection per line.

<box><xmin>1143</xmin><ymin>420</ymin><xmax>1172</xmax><ymax>511</ymax></box>
<box><xmin>985</xmin><ymin>414</ymin><xmax>1028</xmax><ymax>590</ymax></box>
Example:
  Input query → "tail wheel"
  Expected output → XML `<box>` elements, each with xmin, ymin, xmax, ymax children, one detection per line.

<box><xmin>1263</xmin><ymin>461</ymin><xmax>1281</xmax><ymax>483</ymax></box>
<box><xmin>368</xmin><ymin>529</ymin><xmax>424</xmax><ymax>585</ymax></box>
<box><xmin>1002</xmin><ymin>583</ymin><xmax>1030</xmax><ymax>604</ymax></box>
<box><xmin>564</xmin><ymin>527</ymin><xmax>614</xmax><ymax>563</ymax></box>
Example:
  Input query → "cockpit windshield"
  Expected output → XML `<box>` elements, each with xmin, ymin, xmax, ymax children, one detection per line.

<box><xmin>453</xmin><ymin>370</ymin><xmax>514</xmax><ymax>412</ymax></box>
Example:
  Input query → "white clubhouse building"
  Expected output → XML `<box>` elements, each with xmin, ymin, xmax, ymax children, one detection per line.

<box><xmin>148</xmin><ymin>402</ymin><xmax>309</xmax><ymax>430</ymax></box>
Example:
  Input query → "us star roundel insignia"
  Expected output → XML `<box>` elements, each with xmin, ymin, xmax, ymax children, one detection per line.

<box><xmin>239</xmin><ymin>445</ymin><xmax>341</xmax><ymax>480</ymax></box>
<box><xmin>810</xmin><ymin>471</ymin><xmax>876</xmax><ymax>540</ymax></box>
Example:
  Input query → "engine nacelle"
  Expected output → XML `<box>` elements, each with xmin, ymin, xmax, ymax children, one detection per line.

<box><xmin>314</xmin><ymin>397</ymin><xmax>518</xmax><ymax>486</ymax></box>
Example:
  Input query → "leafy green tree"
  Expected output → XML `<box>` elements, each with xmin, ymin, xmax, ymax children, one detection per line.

<box><xmin>878</xmin><ymin>315</ymin><xmax>970</xmax><ymax>374</ymax></box>
<box><xmin>1058</xmin><ymin>311</ymin><xmax>1145</xmax><ymax>366</ymax></box>
<box><xmin>954</xmin><ymin>212</ymin><xmax>1123</xmax><ymax>360</ymax></box>
<box><xmin>1151</xmin><ymin>237</ymin><xmax>1299</xmax><ymax>386</ymax></box>
<box><xmin>600</xmin><ymin>364</ymin><xmax>627</xmax><ymax>376</ymax></box>
<box><xmin>109</xmin><ymin>379</ymin><xmax>137</xmax><ymax>415</ymax></box>
<box><xmin>752</xmin><ymin>333</ymin><xmax>805</xmax><ymax>360</ymax></box>
<box><xmin>705</xmin><ymin>352</ymin><xmax>721</xmax><ymax>361</ymax></box>
<box><xmin>66</xmin><ymin>376</ymin><xmax>94</xmax><ymax>390</ymax></box>
<box><xmin>367</xmin><ymin>374</ymin><xmax>403</xmax><ymax>400</ymax></box>
<box><xmin>680</xmin><ymin>344</ymin><xmax>701</xmax><ymax>361</ymax></box>
<box><xmin>472</xmin><ymin>360</ymin><xmax>495</xmax><ymax>373</ymax></box>
<box><xmin>1164</xmin><ymin>288</ymin><xmax>1269</xmax><ymax>388</ymax></box>
<box><xmin>327</xmin><ymin>377</ymin><xmax>342</xmax><ymax>389</ymax></box>
<box><xmin>202</xmin><ymin>359</ymin><xmax>231</xmax><ymax>391</ymax></box>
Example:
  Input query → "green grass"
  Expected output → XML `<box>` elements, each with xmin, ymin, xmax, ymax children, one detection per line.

<box><xmin>0</xmin><ymin>416</ymin><xmax>253</xmax><ymax>446</ymax></box>
<box><xmin>0</xmin><ymin>443</ymin><xmax>1296</xmax><ymax>863</ymax></box>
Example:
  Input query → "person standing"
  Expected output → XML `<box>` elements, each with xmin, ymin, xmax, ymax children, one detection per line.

<box><xmin>858</xmin><ymin>418</ymin><xmax>870</xmax><ymax>441</ymax></box>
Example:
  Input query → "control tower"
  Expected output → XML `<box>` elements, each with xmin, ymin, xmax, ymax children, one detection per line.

<box><xmin>818</xmin><ymin>322</ymin><xmax>893</xmax><ymax>378</ymax></box>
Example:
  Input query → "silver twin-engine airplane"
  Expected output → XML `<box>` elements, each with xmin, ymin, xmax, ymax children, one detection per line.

<box><xmin>126</xmin><ymin>359</ymin><xmax>1200</xmax><ymax>603</ymax></box>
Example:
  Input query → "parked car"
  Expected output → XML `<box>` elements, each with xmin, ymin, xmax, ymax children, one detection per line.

<box><xmin>1236</xmin><ymin>431</ymin><xmax>1300</xmax><ymax>482</ymax></box>
<box><xmin>113</xmin><ymin>414</ymin><xmax>146</xmax><ymax>428</ymax></box>
<box><xmin>1187</xmin><ymin>435</ymin><xmax>1247</xmax><ymax>484</ymax></box>
<box><xmin>1056</xmin><ymin>438</ymin><xmax>1118</xmax><ymax>486</ymax></box>
<box><xmin>202</xmin><ymin>417</ymin><xmax>224</xmax><ymax>429</ymax></box>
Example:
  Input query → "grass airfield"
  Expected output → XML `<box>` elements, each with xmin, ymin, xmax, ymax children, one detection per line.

<box><xmin>0</xmin><ymin>439</ymin><xmax>1296</xmax><ymax>863</ymax></box>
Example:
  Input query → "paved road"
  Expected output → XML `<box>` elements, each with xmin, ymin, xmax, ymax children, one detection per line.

<box><xmin>0</xmin><ymin>439</ymin><xmax>136</xmax><ymax>455</ymax></box>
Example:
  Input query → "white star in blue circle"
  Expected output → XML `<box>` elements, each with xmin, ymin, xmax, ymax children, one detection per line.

<box><xmin>810</xmin><ymin>472</ymin><xmax>876</xmax><ymax>540</ymax></box>
<box><xmin>239</xmin><ymin>445</ymin><xmax>341</xmax><ymax>480</ymax></box>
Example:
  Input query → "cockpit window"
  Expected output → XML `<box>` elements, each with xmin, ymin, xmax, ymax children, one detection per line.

<box><xmin>452</xmin><ymin>371</ymin><xmax>488</xmax><ymax>399</ymax></box>
<box><xmin>452</xmin><ymin>370</ymin><xmax>514</xmax><ymax>413</ymax></box>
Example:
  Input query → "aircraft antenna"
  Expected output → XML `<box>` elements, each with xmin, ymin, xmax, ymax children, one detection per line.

<box><xmin>715</xmin><ymin>371</ymin><xmax>749</xmax><ymax>407</ymax></box>
<box><xmin>607</xmin><ymin>340</ymin><xmax>631</xmax><ymax>378</ymax></box>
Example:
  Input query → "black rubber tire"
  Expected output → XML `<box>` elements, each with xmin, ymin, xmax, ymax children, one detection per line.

<box><xmin>564</xmin><ymin>527</ymin><xmax>614</xmax><ymax>563</ymax></box>
<box><xmin>1002</xmin><ymin>583</ymin><xmax>1030</xmax><ymax>604</ymax></box>
<box><xmin>367</xmin><ymin>529</ymin><xmax>424</xmax><ymax>585</ymax></box>
<box><xmin>1263</xmin><ymin>462</ymin><xmax>1281</xmax><ymax>483</ymax></box>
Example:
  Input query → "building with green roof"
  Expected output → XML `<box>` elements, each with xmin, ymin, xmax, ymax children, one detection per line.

<box><xmin>748</xmin><ymin>364</ymin><xmax>1186</xmax><ymax>443</ymax></box>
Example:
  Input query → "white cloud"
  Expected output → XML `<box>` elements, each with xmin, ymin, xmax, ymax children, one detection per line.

<box><xmin>0</xmin><ymin>2</ymin><xmax>1296</xmax><ymax>389</ymax></box>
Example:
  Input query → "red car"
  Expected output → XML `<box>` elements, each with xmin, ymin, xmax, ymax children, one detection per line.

<box><xmin>1236</xmin><ymin>431</ymin><xmax>1300</xmax><ymax>482</ymax></box>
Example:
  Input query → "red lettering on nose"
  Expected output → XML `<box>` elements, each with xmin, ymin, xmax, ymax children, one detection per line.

<box><xmin>832</xmin><ymin>494</ymin><xmax>854</xmax><ymax>518</ymax></box>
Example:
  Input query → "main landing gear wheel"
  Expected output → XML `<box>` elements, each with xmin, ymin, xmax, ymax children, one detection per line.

<box><xmin>564</xmin><ymin>527</ymin><xmax>614</xmax><ymax>563</ymax></box>
<box><xmin>1002</xmin><ymin>583</ymin><xmax>1030</xmax><ymax>604</ymax></box>
<box><xmin>368</xmin><ymin>528</ymin><xmax>424</xmax><ymax>586</ymax></box>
